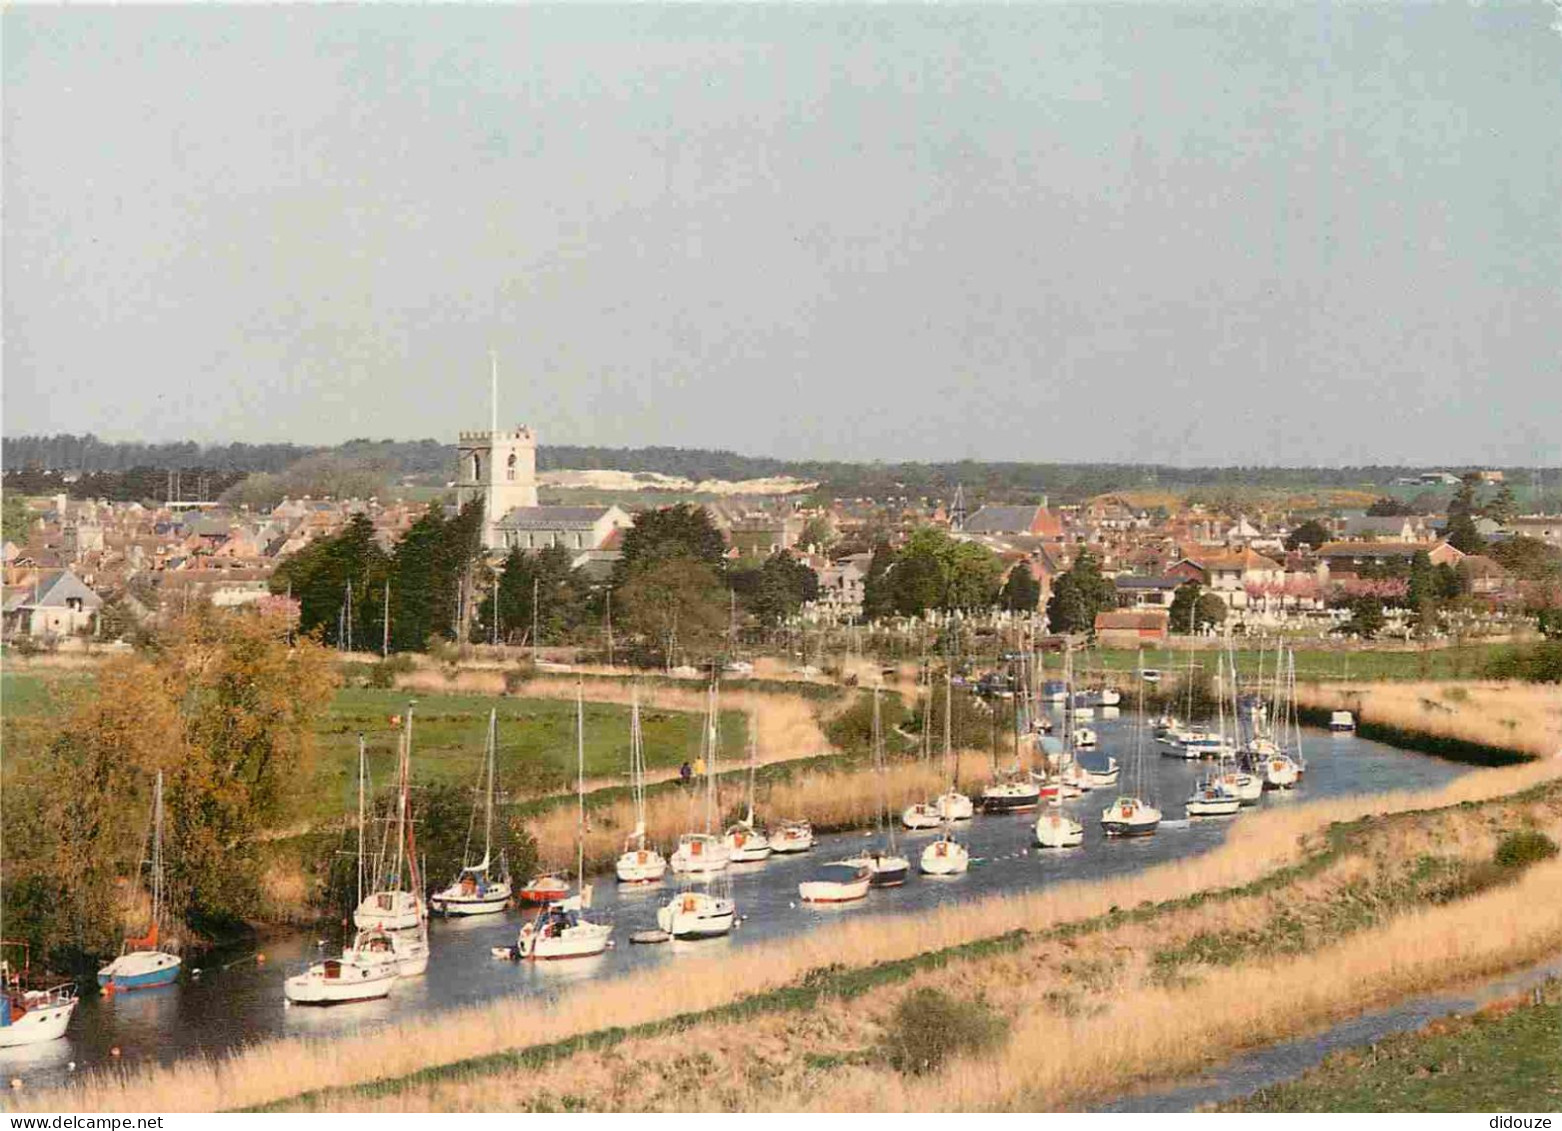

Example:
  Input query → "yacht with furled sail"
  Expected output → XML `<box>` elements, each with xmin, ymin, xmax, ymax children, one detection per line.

<box><xmin>933</xmin><ymin>670</ymin><xmax>975</xmax><ymax>820</ymax></box>
<box><xmin>843</xmin><ymin>688</ymin><xmax>911</xmax><ymax>886</ymax></box>
<box><xmin>616</xmin><ymin>687</ymin><xmax>668</xmax><ymax>883</ymax></box>
<box><xmin>431</xmin><ymin>710</ymin><xmax>513</xmax><ymax>915</ymax></box>
<box><xmin>353</xmin><ymin>709</ymin><xmax>427</xmax><ymax>932</ymax></box>
<box><xmin>98</xmin><ymin>770</ymin><xmax>182</xmax><ymax>991</ymax></box>
<box><xmin>1186</xmin><ymin>654</ymin><xmax>1242</xmax><ymax>818</ymax></box>
<box><xmin>516</xmin><ymin>681</ymin><xmax>613</xmax><ymax>960</ymax></box>
<box><xmin>723</xmin><ymin>716</ymin><xmax>771</xmax><ymax>863</ymax></box>
<box><xmin>1101</xmin><ymin>668</ymin><xmax>1161</xmax><ymax>837</ymax></box>
<box><xmin>670</xmin><ymin>680</ymin><xmax>731</xmax><ymax>875</ymax></box>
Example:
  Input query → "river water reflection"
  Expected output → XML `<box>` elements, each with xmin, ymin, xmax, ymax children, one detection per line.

<box><xmin>4</xmin><ymin>716</ymin><xmax>1471</xmax><ymax>1089</ymax></box>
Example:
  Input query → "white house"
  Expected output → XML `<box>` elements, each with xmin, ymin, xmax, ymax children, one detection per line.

<box><xmin>2</xmin><ymin>568</ymin><xmax>104</xmax><ymax>639</ymax></box>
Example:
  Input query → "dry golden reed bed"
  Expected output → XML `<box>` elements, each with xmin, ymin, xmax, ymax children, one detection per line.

<box><xmin>21</xmin><ymin>755</ymin><xmax>1558</xmax><ymax>1114</ymax></box>
<box><xmin>1295</xmin><ymin>681</ymin><xmax>1562</xmax><ymax>760</ymax></box>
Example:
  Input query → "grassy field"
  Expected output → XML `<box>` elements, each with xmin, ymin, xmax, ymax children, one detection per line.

<box><xmin>0</xmin><ymin>672</ymin><xmax>746</xmax><ymax>824</ymax></box>
<box><xmin>1223</xmin><ymin>982</ymin><xmax>1561</xmax><ymax>1111</ymax></box>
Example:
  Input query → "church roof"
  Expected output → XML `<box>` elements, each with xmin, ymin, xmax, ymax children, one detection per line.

<box><xmin>496</xmin><ymin>506</ymin><xmax>615</xmax><ymax>531</ymax></box>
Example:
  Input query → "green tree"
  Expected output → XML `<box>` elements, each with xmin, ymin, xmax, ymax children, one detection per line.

<box><xmin>1446</xmin><ymin>512</ymin><xmax>1486</xmax><ymax>554</ymax></box>
<box><xmin>1045</xmin><ymin>550</ymin><xmax>1115</xmax><ymax>635</ymax></box>
<box><xmin>1169</xmin><ymin>580</ymin><xmax>1225</xmax><ymax>633</ymax></box>
<box><xmin>798</xmin><ymin>515</ymin><xmax>836</xmax><ymax>552</ymax></box>
<box><xmin>883</xmin><ymin>528</ymin><xmax>1002</xmax><ymax>616</ymax></box>
<box><xmin>270</xmin><ymin>513</ymin><xmax>389</xmax><ymax>648</ymax></box>
<box><xmin>618</xmin><ymin>557</ymin><xmax>729</xmax><ymax>666</ymax></box>
<box><xmin>1284</xmin><ymin>519</ymin><xmax>1331</xmax><ymax>551</ymax></box>
<box><xmin>382</xmin><ymin>501</ymin><xmax>483</xmax><ymax>651</ymax></box>
<box><xmin>2</xmin><ymin>491</ymin><xmax>30</xmax><ymax>542</ymax></box>
<box><xmin>616</xmin><ymin>504</ymin><xmax>726</xmax><ymax>580</ymax></box>
<box><xmin>1339</xmin><ymin>595</ymin><xmax>1386</xmax><ymax>639</ymax></box>
<box><xmin>861</xmin><ymin>540</ymin><xmax>897</xmax><ymax>621</ymax></box>
<box><xmin>999</xmin><ymin>564</ymin><xmax>1041</xmax><ymax>612</ymax></box>
<box><xmin>734</xmin><ymin>552</ymin><xmax>820</xmax><ymax>626</ymax></box>
<box><xmin>1483</xmin><ymin>483</ymin><xmax>1519</xmax><ymax>524</ymax></box>
<box><xmin>1488</xmin><ymin>537</ymin><xmax>1562</xmax><ymax>582</ymax></box>
<box><xmin>1366</xmin><ymin>497</ymin><xmax>1415</xmax><ymax>516</ymax></box>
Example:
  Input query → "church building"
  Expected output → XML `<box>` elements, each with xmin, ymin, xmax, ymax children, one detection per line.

<box><xmin>455</xmin><ymin>422</ymin><xmax>630</xmax><ymax>558</ymax></box>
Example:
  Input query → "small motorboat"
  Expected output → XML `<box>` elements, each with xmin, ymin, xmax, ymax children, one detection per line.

<box><xmin>344</xmin><ymin>926</ymin><xmax>428</xmax><ymax>978</ymax></box>
<box><xmin>283</xmin><ymin>955</ymin><xmax>397</xmax><ymax>1005</ymax></box>
<box><xmin>1178</xmin><ymin>731</ymin><xmax>1232</xmax><ymax>761</ymax></box>
<box><xmin>430</xmin><ymin>870</ymin><xmax>512</xmax><ymax>916</ymax></box>
<box><xmin>656</xmin><ymin>889</ymin><xmax>736</xmax><ymax>939</ymax></box>
<box><xmin>901</xmin><ymin>802</ymin><xmax>943</xmax><ymax>830</ymax></box>
<box><xmin>1330</xmin><ymin>711</ymin><xmax>1356</xmax><ymax>733</ymax></box>
<box><xmin>670</xmin><ymin>832</ymin><xmax>731</xmax><ymax>875</ymax></box>
<box><xmin>1101</xmin><ymin>795</ymin><xmax>1161</xmax><ymax>837</ymax></box>
<box><xmin>770</xmin><ymin>819</ymin><xmax>815</xmax><ymax>854</ymax></box>
<box><xmin>798</xmin><ymin>862</ymin><xmax>871</xmax><ymax>903</ymax></box>
<box><xmin>1072</xmin><ymin>727</ymin><xmax>1098</xmax><ymax>749</ymax></box>
<box><xmin>518</xmin><ymin>874</ymin><xmax>571</xmax><ymax>905</ymax></box>
<box><xmin>918</xmin><ymin>830</ymin><xmax>969</xmax><ymax>875</ymax></box>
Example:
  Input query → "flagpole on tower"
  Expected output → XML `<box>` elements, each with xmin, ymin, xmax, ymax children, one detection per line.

<box><xmin>489</xmin><ymin>349</ymin><xmax>499</xmax><ymax>437</ymax></box>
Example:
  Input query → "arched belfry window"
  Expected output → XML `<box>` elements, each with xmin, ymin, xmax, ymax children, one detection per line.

<box><xmin>507</xmin><ymin>453</ymin><xmax>517</xmax><ymax>481</ymax></box>
<box><xmin>470</xmin><ymin>453</ymin><xmax>482</xmax><ymax>481</ymax></box>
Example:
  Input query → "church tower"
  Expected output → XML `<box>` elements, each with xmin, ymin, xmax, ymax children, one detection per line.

<box><xmin>456</xmin><ymin>353</ymin><xmax>539</xmax><ymax>549</ymax></box>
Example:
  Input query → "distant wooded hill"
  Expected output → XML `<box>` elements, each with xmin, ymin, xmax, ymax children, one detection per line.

<box><xmin>2</xmin><ymin>433</ymin><xmax>1553</xmax><ymax>506</ymax></box>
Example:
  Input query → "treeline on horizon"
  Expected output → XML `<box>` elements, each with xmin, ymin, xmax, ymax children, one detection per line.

<box><xmin>3</xmin><ymin>433</ymin><xmax>1556</xmax><ymax>505</ymax></box>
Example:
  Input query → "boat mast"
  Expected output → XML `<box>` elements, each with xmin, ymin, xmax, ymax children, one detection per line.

<box><xmin>393</xmin><ymin>707</ymin><xmax>412</xmax><ymax>889</ymax></box>
<box><xmin>481</xmin><ymin>707</ymin><xmax>496</xmax><ymax>872</ymax></box>
<box><xmin>576</xmin><ymin>679</ymin><xmax>586</xmax><ymax>895</ymax></box>
<box><xmin>630</xmin><ymin>684</ymin><xmax>646</xmax><ymax>837</ymax></box>
<box><xmin>944</xmin><ymin>669</ymin><xmax>954</xmax><ymax>789</ymax></box>
<box><xmin>357</xmin><ymin>735</ymin><xmax>366</xmax><ymax>908</ymax></box>
<box><xmin>704</xmin><ymin>679</ymin><xmax>720</xmax><ymax>835</ymax></box>
<box><xmin>152</xmin><ymin>769</ymin><xmax>164</xmax><ymax>934</ymax></box>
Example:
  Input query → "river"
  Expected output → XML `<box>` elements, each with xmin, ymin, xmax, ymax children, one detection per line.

<box><xmin>1</xmin><ymin>716</ymin><xmax>1471</xmax><ymax>1091</ymax></box>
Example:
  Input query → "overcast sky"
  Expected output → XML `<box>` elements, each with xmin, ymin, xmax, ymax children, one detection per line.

<box><xmin>4</xmin><ymin>3</ymin><xmax>1559</xmax><ymax>466</ymax></box>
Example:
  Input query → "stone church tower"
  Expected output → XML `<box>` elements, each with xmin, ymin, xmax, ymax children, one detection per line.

<box><xmin>456</xmin><ymin>355</ymin><xmax>539</xmax><ymax>549</ymax></box>
<box><xmin>457</xmin><ymin>425</ymin><xmax>539</xmax><ymax>549</ymax></box>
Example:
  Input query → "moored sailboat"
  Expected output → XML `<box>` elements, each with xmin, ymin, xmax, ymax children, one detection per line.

<box><xmin>1</xmin><ymin>945</ymin><xmax>76</xmax><ymax>1047</ymax></box>
<box><xmin>431</xmin><ymin>710</ymin><xmax>513</xmax><ymax>915</ymax></box>
<box><xmin>98</xmin><ymin>770</ymin><xmax>182</xmax><ymax>991</ymax></box>
<box><xmin>843</xmin><ymin>687</ymin><xmax>911</xmax><ymax>887</ymax></box>
<box><xmin>353</xmin><ymin>710</ymin><xmax>427</xmax><ymax>932</ymax></box>
<box><xmin>616</xmin><ymin>687</ymin><xmax>668</xmax><ymax>884</ymax></box>
<box><xmin>1101</xmin><ymin>662</ymin><xmax>1161</xmax><ymax>838</ymax></box>
<box><xmin>516</xmin><ymin>681</ymin><xmax>613</xmax><ymax>960</ymax></box>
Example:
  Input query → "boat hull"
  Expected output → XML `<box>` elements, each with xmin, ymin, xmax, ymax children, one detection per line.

<box><xmin>656</xmin><ymin>894</ymin><xmax>736</xmax><ymax>939</ymax></box>
<box><xmin>934</xmin><ymin>793</ymin><xmax>974</xmax><ymax>821</ymax></box>
<box><xmin>615</xmin><ymin>851</ymin><xmax>668</xmax><ymax>884</ymax></box>
<box><xmin>798</xmin><ymin>879</ymin><xmax>870</xmax><ymax>902</ymax></box>
<box><xmin>770</xmin><ymin>826</ymin><xmax>815</xmax><ymax>854</ymax></box>
<box><xmin>0</xmin><ymin>992</ymin><xmax>76</xmax><ymax>1047</ymax></box>
<box><xmin>918</xmin><ymin>841</ymin><xmax>969</xmax><ymax>874</ymax></box>
<box><xmin>981</xmin><ymin>786</ymin><xmax>1041</xmax><ymax>813</ymax></box>
<box><xmin>283</xmin><ymin>961</ymin><xmax>396</xmax><ymax>1005</ymax></box>
<box><xmin>353</xmin><ymin>891</ymin><xmax>424</xmax><ymax>931</ymax></box>
<box><xmin>97</xmin><ymin>951</ymin><xmax>181</xmax><ymax>990</ymax></box>
<box><xmin>518</xmin><ymin>925</ymin><xmax>612</xmax><ymax>960</ymax></box>
<box><xmin>1035</xmin><ymin>814</ymin><xmax>1085</xmax><ymax>848</ymax></box>
<box><xmin>430</xmin><ymin>883</ymin><xmax>512</xmax><ymax>917</ymax></box>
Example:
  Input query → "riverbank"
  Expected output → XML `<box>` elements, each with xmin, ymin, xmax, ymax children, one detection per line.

<box><xmin>1220</xmin><ymin>979</ymin><xmax>1561</xmax><ymax>1111</ymax></box>
<box><xmin>15</xmin><ymin>751</ymin><xmax>1558</xmax><ymax>1113</ymax></box>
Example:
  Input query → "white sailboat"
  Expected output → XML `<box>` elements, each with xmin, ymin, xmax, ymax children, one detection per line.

<box><xmin>933</xmin><ymin>671</ymin><xmax>974</xmax><ymax>820</ymax></box>
<box><xmin>353</xmin><ymin>711</ymin><xmax>427</xmax><ymax>932</ymax></box>
<box><xmin>798</xmin><ymin>861</ymin><xmax>871</xmax><ymax>903</ymax></box>
<box><xmin>981</xmin><ymin>666</ymin><xmax>1042</xmax><ymax>813</ymax></box>
<box><xmin>1102</xmin><ymin>663</ymin><xmax>1161</xmax><ymax>837</ymax></box>
<box><xmin>723</xmin><ymin>715</ymin><xmax>771</xmax><ymax>863</ymax></box>
<box><xmin>670</xmin><ymin>681</ymin><xmax>731</xmax><ymax>876</ymax></box>
<box><xmin>615</xmin><ymin>687</ymin><xmax>669</xmax><ymax>884</ymax></box>
<box><xmin>1186</xmin><ymin>654</ymin><xmax>1242</xmax><ymax>818</ymax></box>
<box><xmin>919</xmin><ymin>821</ymin><xmax>970</xmax><ymax>874</ymax></box>
<box><xmin>517</xmin><ymin>681</ymin><xmax>613</xmax><ymax>960</ymax></box>
<box><xmin>843</xmin><ymin>688</ymin><xmax>911</xmax><ymax>886</ymax></box>
<box><xmin>287</xmin><ymin>740</ymin><xmax>401</xmax><ymax>1004</ymax></box>
<box><xmin>98</xmin><ymin>770</ymin><xmax>182</xmax><ymax>991</ymax></box>
<box><xmin>432</xmin><ymin>710</ymin><xmax>514</xmax><ymax>914</ymax></box>
<box><xmin>769</xmin><ymin>818</ymin><xmax>815</xmax><ymax>854</ymax></box>
<box><xmin>0</xmin><ymin>948</ymin><xmax>76</xmax><ymax>1047</ymax></box>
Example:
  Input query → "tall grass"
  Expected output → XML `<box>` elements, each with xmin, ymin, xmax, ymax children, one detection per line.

<box><xmin>1295</xmin><ymin>681</ymin><xmax>1562</xmax><ymax>761</ymax></box>
<box><xmin>20</xmin><ymin>757</ymin><xmax>1558</xmax><ymax>1114</ymax></box>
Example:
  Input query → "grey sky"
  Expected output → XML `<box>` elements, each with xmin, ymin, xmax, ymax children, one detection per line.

<box><xmin>4</xmin><ymin>3</ymin><xmax>1559</xmax><ymax>467</ymax></box>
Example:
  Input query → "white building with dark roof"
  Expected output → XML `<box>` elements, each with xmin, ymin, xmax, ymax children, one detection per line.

<box><xmin>493</xmin><ymin>505</ymin><xmax>632</xmax><ymax>554</ymax></box>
